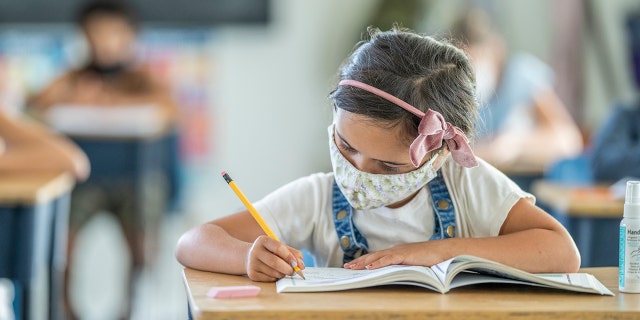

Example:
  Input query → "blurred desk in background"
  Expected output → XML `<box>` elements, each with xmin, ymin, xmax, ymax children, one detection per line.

<box><xmin>531</xmin><ymin>180</ymin><xmax>623</xmax><ymax>217</ymax></box>
<box><xmin>67</xmin><ymin>121</ymin><xmax>181</xmax><ymax>211</ymax></box>
<box><xmin>532</xmin><ymin>180</ymin><xmax>623</xmax><ymax>267</ymax></box>
<box><xmin>46</xmin><ymin>105</ymin><xmax>182</xmax><ymax>212</ymax></box>
<box><xmin>0</xmin><ymin>172</ymin><xmax>75</xmax><ymax>320</ymax></box>
<box><xmin>59</xmin><ymin>112</ymin><xmax>181</xmax><ymax>213</ymax></box>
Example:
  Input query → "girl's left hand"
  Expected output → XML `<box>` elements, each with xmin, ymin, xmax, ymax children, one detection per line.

<box><xmin>343</xmin><ymin>241</ymin><xmax>449</xmax><ymax>270</ymax></box>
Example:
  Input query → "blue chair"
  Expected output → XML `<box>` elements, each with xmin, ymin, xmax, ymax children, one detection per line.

<box><xmin>544</xmin><ymin>154</ymin><xmax>593</xmax><ymax>185</ymax></box>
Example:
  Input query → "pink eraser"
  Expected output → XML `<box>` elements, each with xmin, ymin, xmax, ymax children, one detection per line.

<box><xmin>207</xmin><ymin>285</ymin><xmax>261</xmax><ymax>299</ymax></box>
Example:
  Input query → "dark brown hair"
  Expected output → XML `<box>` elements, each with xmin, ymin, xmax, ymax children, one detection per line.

<box><xmin>330</xmin><ymin>27</ymin><xmax>478</xmax><ymax>144</ymax></box>
<box><xmin>77</xmin><ymin>0</ymin><xmax>138</xmax><ymax>29</ymax></box>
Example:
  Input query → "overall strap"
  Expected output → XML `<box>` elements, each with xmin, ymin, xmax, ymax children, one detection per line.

<box><xmin>426</xmin><ymin>170</ymin><xmax>457</xmax><ymax>239</ymax></box>
<box><xmin>332</xmin><ymin>170</ymin><xmax>456</xmax><ymax>264</ymax></box>
<box><xmin>331</xmin><ymin>181</ymin><xmax>369</xmax><ymax>264</ymax></box>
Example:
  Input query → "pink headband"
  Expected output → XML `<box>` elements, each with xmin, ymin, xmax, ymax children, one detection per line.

<box><xmin>338</xmin><ymin>79</ymin><xmax>478</xmax><ymax>168</ymax></box>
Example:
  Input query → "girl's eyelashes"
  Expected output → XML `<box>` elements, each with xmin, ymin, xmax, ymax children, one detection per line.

<box><xmin>338</xmin><ymin>141</ymin><xmax>357</xmax><ymax>153</ymax></box>
<box><xmin>338</xmin><ymin>140</ymin><xmax>404</xmax><ymax>173</ymax></box>
<box><xmin>379</xmin><ymin>162</ymin><xmax>402</xmax><ymax>173</ymax></box>
<box><xmin>336</xmin><ymin>136</ymin><xmax>405</xmax><ymax>173</ymax></box>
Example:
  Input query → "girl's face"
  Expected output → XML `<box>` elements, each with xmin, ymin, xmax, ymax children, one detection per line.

<box><xmin>334</xmin><ymin>108</ymin><xmax>449</xmax><ymax>175</ymax></box>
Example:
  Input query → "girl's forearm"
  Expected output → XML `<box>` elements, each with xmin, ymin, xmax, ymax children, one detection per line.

<box><xmin>175</xmin><ymin>223</ymin><xmax>252</xmax><ymax>275</ymax></box>
<box><xmin>442</xmin><ymin>228</ymin><xmax>580</xmax><ymax>273</ymax></box>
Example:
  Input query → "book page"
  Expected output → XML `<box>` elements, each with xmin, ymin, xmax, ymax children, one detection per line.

<box><xmin>442</xmin><ymin>255</ymin><xmax>614</xmax><ymax>295</ymax></box>
<box><xmin>276</xmin><ymin>266</ymin><xmax>442</xmax><ymax>293</ymax></box>
<box><xmin>535</xmin><ymin>273</ymin><xmax>597</xmax><ymax>287</ymax></box>
<box><xmin>284</xmin><ymin>267</ymin><xmax>375</xmax><ymax>285</ymax></box>
<box><xmin>431</xmin><ymin>258</ymin><xmax>455</xmax><ymax>284</ymax></box>
<box><xmin>428</xmin><ymin>268</ymin><xmax>613</xmax><ymax>295</ymax></box>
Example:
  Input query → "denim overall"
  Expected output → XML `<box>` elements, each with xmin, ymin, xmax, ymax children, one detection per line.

<box><xmin>332</xmin><ymin>171</ymin><xmax>457</xmax><ymax>264</ymax></box>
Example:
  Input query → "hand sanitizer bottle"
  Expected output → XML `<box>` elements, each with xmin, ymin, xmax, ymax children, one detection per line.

<box><xmin>620</xmin><ymin>181</ymin><xmax>640</xmax><ymax>293</ymax></box>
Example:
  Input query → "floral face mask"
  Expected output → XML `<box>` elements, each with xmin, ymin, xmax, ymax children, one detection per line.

<box><xmin>328</xmin><ymin>124</ymin><xmax>440</xmax><ymax>210</ymax></box>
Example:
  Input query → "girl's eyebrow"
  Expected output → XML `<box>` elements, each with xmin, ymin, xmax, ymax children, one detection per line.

<box><xmin>335</xmin><ymin>129</ymin><xmax>356</xmax><ymax>150</ymax></box>
<box><xmin>334</xmin><ymin>129</ymin><xmax>410</xmax><ymax>167</ymax></box>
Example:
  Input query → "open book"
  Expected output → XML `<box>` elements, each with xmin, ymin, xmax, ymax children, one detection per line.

<box><xmin>276</xmin><ymin>255</ymin><xmax>613</xmax><ymax>295</ymax></box>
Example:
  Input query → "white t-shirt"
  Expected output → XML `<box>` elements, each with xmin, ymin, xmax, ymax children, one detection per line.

<box><xmin>255</xmin><ymin>158</ymin><xmax>534</xmax><ymax>267</ymax></box>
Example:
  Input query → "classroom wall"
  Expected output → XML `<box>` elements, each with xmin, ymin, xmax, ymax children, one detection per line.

<box><xmin>417</xmin><ymin>0</ymin><xmax>552</xmax><ymax>74</ymax></box>
<box><xmin>582</xmin><ymin>0</ymin><xmax>639</xmax><ymax>131</ymax></box>
<box><xmin>182</xmin><ymin>0</ymin><xmax>378</xmax><ymax>220</ymax></box>
<box><xmin>420</xmin><ymin>0</ymin><xmax>638</xmax><ymax>132</ymax></box>
<box><xmin>492</xmin><ymin>0</ymin><xmax>639</xmax><ymax>134</ymax></box>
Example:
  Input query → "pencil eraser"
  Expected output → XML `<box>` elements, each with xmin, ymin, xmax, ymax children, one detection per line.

<box><xmin>207</xmin><ymin>285</ymin><xmax>261</xmax><ymax>299</ymax></box>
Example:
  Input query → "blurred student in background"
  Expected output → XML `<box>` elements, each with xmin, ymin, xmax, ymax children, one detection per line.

<box><xmin>589</xmin><ymin>100</ymin><xmax>640</xmax><ymax>182</ymax></box>
<box><xmin>29</xmin><ymin>1</ymin><xmax>176</xmax><ymax>123</ymax></box>
<box><xmin>28</xmin><ymin>1</ymin><xmax>177</xmax><ymax>318</ymax></box>
<box><xmin>589</xmin><ymin>10</ymin><xmax>640</xmax><ymax>182</ymax></box>
<box><xmin>452</xmin><ymin>8</ymin><xmax>583</xmax><ymax>172</ymax></box>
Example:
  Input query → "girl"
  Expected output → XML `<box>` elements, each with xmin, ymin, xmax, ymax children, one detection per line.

<box><xmin>176</xmin><ymin>28</ymin><xmax>580</xmax><ymax>282</ymax></box>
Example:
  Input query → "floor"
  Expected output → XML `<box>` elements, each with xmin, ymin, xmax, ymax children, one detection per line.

<box><xmin>69</xmin><ymin>211</ymin><xmax>188</xmax><ymax>320</ymax></box>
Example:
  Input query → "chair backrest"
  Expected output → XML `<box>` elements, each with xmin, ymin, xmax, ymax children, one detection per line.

<box><xmin>544</xmin><ymin>154</ymin><xmax>593</xmax><ymax>185</ymax></box>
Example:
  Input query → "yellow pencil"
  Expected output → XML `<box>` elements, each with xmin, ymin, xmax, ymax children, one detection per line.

<box><xmin>221</xmin><ymin>170</ymin><xmax>305</xmax><ymax>280</ymax></box>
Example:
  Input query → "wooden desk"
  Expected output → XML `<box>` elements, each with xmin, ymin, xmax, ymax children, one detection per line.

<box><xmin>182</xmin><ymin>267</ymin><xmax>637</xmax><ymax>320</ymax></box>
<box><xmin>532</xmin><ymin>180</ymin><xmax>623</xmax><ymax>268</ymax></box>
<box><xmin>0</xmin><ymin>172</ymin><xmax>74</xmax><ymax>320</ymax></box>
<box><xmin>0</xmin><ymin>172</ymin><xmax>74</xmax><ymax>205</ymax></box>
<box><xmin>531</xmin><ymin>180</ymin><xmax>623</xmax><ymax>218</ymax></box>
<box><xmin>496</xmin><ymin>161</ymin><xmax>545</xmax><ymax>177</ymax></box>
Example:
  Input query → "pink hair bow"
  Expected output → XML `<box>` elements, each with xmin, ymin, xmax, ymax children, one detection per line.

<box><xmin>338</xmin><ymin>79</ymin><xmax>479</xmax><ymax>168</ymax></box>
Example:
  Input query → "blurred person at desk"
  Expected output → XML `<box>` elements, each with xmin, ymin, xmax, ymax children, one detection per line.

<box><xmin>28</xmin><ymin>1</ymin><xmax>178</xmax><ymax>319</ymax></box>
<box><xmin>589</xmin><ymin>101</ymin><xmax>640</xmax><ymax>183</ymax></box>
<box><xmin>589</xmin><ymin>10</ymin><xmax>640</xmax><ymax>183</ymax></box>
<box><xmin>451</xmin><ymin>8</ymin><xmax>583</xmax><ymax>175</ymax></box>
<box><xmin>29</xmin><ymin>0</ymin><xmax>177</xmax><ymax>135</ymax></box>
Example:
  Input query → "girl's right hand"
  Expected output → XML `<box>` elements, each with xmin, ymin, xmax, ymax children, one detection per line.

<box><xmin>245</xmin><ymin>235</ymin><xmax>305</xmax><ymax>282</ymax></box>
